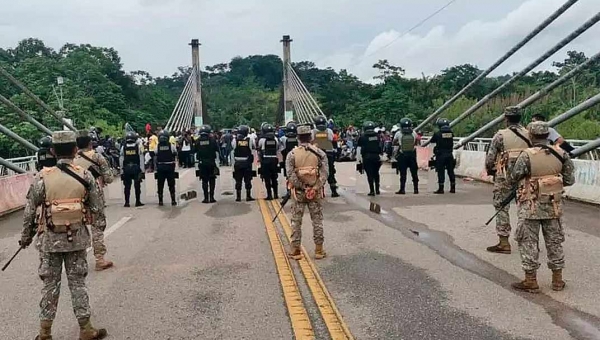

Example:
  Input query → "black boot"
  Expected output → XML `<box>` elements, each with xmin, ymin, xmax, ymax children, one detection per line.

<box><xmin>236</xmin><ymin>190</ymin><xmax>242</xmax><ymax>202</ymax></box>
<box><xmin>124</xmin><ymin>191</ymin><xmax>130</xmax><ymax>207</ymax></box>
<box><xmin>450</xmin><ymin>182</ymin><xmax>456</xmax><ymax>194</ymax></box>
<box><xmin>273</xmin><ymin>181</ymin><xmax>279</xmax><ymax>199</ymax></box>
<box><xmin>209</xmin><ymin>178</ymin><xmax>216</xmax><ymax>203</ymax></box>
<box><xmin>135</xmin><ymin>187</ymin><xmax>144</xmax><ymax>207</ymax></box>
<box><xmin>396</xmin><ymin>182</ymin><xmax>406</xmax><ymax>195</ymax></box>
<box><xmin>171</xmin><ymin>192</ymin><xmax>177</xmax><ymax>206</ymax></box>
<box><xmin>414</xmin><ymin>182</ymin><xmax>419</xmax><ymax>194</ymax></box>
<box><xmin>202</xmin><ymin>181</ymin><xmax>209</xmax><ymax>203</ymax></box>
<box><xmin>202</xmin><ymin>191</ymin><xmax>209</xmax><ymax>204</ymax></box>
<box><xmin>331</xmin><ymin>186</ymin><xmax>340</xmax><ymax>198</ymax></box>
<box><xmin>367</xmin><ymin>181</ymin><xmax>375</xmax><ymax>196</ymax></box>
<box><xmin>246</xmin><ymin>189</ymin><xmax>255</xmax><ymax>201</ymax></box>
<box><xmin>158</xmin><ymin>194</ymin><xmax>164</xmax><ymax>206</ymax></box>
<box><xmin>375</xmin><ymin>180</ymin><xmax>380</xmax><ymax>195</ymax></box>
<box><xmin>434</xmin><ymin>184</ymin><xmax>444</xmax><ymax>194</ymax></box>
<box><xmin>265</xmin><ymin>183</ymin><xmax>273</xmax><ymax>200</ymax></box>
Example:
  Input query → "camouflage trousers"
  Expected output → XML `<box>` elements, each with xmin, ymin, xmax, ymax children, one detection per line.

<box><xmin>290</xmin><ymin>199</ymin><xmax>324</xmax><ymax>247</ymax></box>
<box><xmin>515</xmin><ymin>218</ymin><xmax>565</xmax><ymax>272</ymax></box>
<box><xmin>92</xmin><ymin>194</ymin><xmax>107</xmax><ymax>257</ymax></box>
<box><xmin>492</xmin><ymin>177</ymin><xmax>512</xmax><ymax>237</ymax></box>
<box><xmin>39</xmin><ymin>250</ymin><xmax>91</xmax><ymax>321</ymax></box>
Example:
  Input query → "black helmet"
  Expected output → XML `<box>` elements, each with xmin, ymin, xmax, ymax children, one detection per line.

<box><xmin>262</xmin><ymin>123</ymin><xmax>275</xmax><ymax>134</ymax></box>
<box><xmin>125</xmin><ymin>131</ymin><xmax>137</xmax><ymax>142</ymax></box>
<box><xmin>199</xmin><ymin>125</ymin><xmax>212</xmax><ymax>135</ymax></box>
<box><xmin>400</xmin><ymin>118</ymin><xmax>413</xmax><ymax>129</ymax></box>
<box><xmin>313</xmin><ymin>115</ymin><xmax>327</xmax><ymax>127</ymax></box>
<box><xmin>285</xmin><ymin>122</ymin><xmax>297</xmax><ymax>136</ymax></box>
<box><xmin>363</xmin><ymin>120</ymin><xmax>376</xmax><ymax>132</ymax></box>
<box><xmin>238</xmin><ymin>125</ymin><xmax>249</xmax><ymax>137</ymax></box>
<box><xmin>436</xmin><ymin>118</ymin><xmax>450</xmax><ymax>128</ymax></box>
<box><xmin>39</xmin><ymin>136</ymin><xmax>52</xmax><ymax>148</ymax></box>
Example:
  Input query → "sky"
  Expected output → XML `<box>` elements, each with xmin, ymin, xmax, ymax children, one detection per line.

<box><xmin>0</xmin><ymin>0</ymin><xmax>599</xmax><ymax>81</ymax></box>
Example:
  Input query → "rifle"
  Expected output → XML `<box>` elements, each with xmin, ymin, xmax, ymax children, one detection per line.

<box><xmin>272</xmin><ymin>192</ymin><xmax>291</xmax><ymax>223</ymax></box>
<box><xmin>485</xmin><ymin>188</ymin><xmax>517</xmax><ymax>226</ymax></box>
<box><xmin>2</xmin><ymin>246</ymin><xmax>24</xmax><ymax>271</ymax></box>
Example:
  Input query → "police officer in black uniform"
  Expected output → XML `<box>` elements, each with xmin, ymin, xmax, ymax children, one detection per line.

<box><xmin>196</xmin><ymin>125</ymin><xmax>220</xmax><ymax>203</ymax></box>
<box><xmin>155</xmin><ymin>131</ymin><xmax>178</xmax><ymax>206</ymax></box>
<box><xmin>356</xmin><ymin>121</ymin><xmax>382</xmax><ymax>196</ymax></box>
<box><xmin>258</xmin><ymin>124</ymin><xmax>280</xmax><ymax>200</ymax></box>
<box><xmin>233</xmin><ymin>125</ymin><xmax>255</xmax><ymax>202</ymax></box>
<box><xmin>430</xmin><ymin>118</ymin><xmax>456</xmax><ymax>194</ymax></box>
<box><xmin>280</xmin><ymin>121</ymin><xmax>298</xmax><ymax>178</ymax></box>
<box><xmin>312</xmin><ymin>115</ymin><xmax>339</xmax><ymax>197</ymax></box>
<box><xmin>394</xmin><ymin>118</ymin><xmax>419</xmax><ymax>194</ymax></box>
<box><xmin>36</xmin><ymin>136</ymin><xmax>56</xmax><ymax>171</ymax></box>
<box><xmin>121</xmin><ymin>131</ymin><xmax>145</xmax><ymax>207</ymax></box>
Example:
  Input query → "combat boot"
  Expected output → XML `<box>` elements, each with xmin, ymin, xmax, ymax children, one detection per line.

<box><xmin>552</xmin><ymin>269</ymin><xmax>566</xmax><ymax>291</ymax></box>
<box><xmin>413</xmin><ymin>182</ymin><xmax>419</xmax><ymax>194</ymax></box>
<box><xmin>246</xmin><ymin>189</ymin><xmax>255</xmax><ymax>202</ymax></box>
<box><xmin>124</xmin><ymin>191</ymin><xmax>130</xmax><ymax>208</ymax></box>
<box><xmin>331</xmin><ymin>187</ymin><xmax>340</xmax><ymax>198</ymax></box>
<box><xmin>511</xmin><ymin>271</ymin><xmax>540</xmax><ymax>293</ymax></box>
<box><xmin>273</xmin><ymin>184</ymin><xmax>279</xmax><ymax>199</ymax></box>
<box><xmin>367</xmin><ymin>182</ymin><xmax>375</xmax><ymax>196</ymax></box>
<box><xmin>209</xmin><ymin>180</ymin><xmax>217</xmax><ymax>203</ymax></box>
<box><xmin>450</xmin><ymin>182</ymin><xmax>456</xmax><ymax>194</ymax></box>
<box><xmin>171</xmin><ymin>192</ymin><xmax>177</xmax><ymax>206</ymax></box>
<box><xmin>434</xmin><ymin>184</ymin><xmax>444</xmax><ymax>194</ymax></box>
<box><xmin>35</xmin><ymin>320</ymin><xmax>52</xmax><ymax>340</ymax></box>
<box><xmin>78</xmin><ymin>318</ymin><xmax>107</xmax><ymax>340</ymax></box>
<box><xmin>94</xmin><ymin>255</ymin><xmax>113</xmax><ymax>271</ymax></box>
<box><xmin>236</xmin><ymin>190</ymin><xmax>242</xmax><ymax>202</ymax></box>
<box><xmin>486</xmin><ymin>236</ymin><xmax>511</xmax><ymax>254</ymax></box>
<box><xmin>158</xmin><ymin>194</ymin><xmax>164</xmax><ymax>206</ymax></box>
<box><xmin>202</xmin><ymin>191</ymin><xmax>209</xmax><ymax>204</ymax></box>
<box><xmin>315</xmin><ymin>244</ymin><xmax>327</xmax><ymax>260</ymax></box>
<box><xmin>396</xmin><ymin>183</ymin><xmax>406</xmax><ymax>195</ymax></box>
<box><xmin>265</xmin><ymin>185</ymin><xmax>273</xmax><ymax>200</ymax></box>
<box><xmin>135</xmin><ymin>200</ymin><xmax>144</xmax><ymax>207</ymax></box>
<box><xmin>375</xmin><ymin>181</ymin><xmax>381</xmax><ymax>195</ymax></box>
<box><xmin>288</xmin><ymin>245</ymin><xmax>302</xmax><ymax>260</ymax></box>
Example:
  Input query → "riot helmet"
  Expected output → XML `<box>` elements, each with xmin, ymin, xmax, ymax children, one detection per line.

<box><xmin>313</xmin><ymin>115</ymin><xmax>327</xmax><ymax>130</ymax></box>
<box><xmin>285</xmin><ymin>122</ymin><xmax>298</xmax><ymax>136</ymax></box>
<box><xmin>39</xmin><ymin>136</ymin><xmax>53</xmax><ymax>148</ymax></box>
<box><xmin>262</xmin><ymin>123</ymin><xmax>275</xmax><ymax>136</ymax></box>
<box><xmin>199</xmin><ymin>125</ymin><xmax>212</xmax><ymax>135</ymax></box>
<box><xmin>238</xmin><ymin>125</ymin><xmax>249</xmax><ymax>137</ymax></box>
<box><xmin>436</xmin><ymin>118</ymin><xmax>450</xmax><ymax>128</ymax></box>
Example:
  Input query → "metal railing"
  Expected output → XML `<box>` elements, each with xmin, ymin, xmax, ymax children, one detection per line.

<box><xmin>0</xmin><ymin>155</ymin><xmax>37</xmax><ymax>177</ymax></box>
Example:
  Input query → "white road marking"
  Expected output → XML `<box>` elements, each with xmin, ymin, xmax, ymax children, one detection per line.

<box><xmin>349</xmin><ymin>177</ymin><xmax>357</xmax><ymax>181</ymax></box>
<box><xmin>379</xmin><ymin>189</ymin><xmax>389</xmax><ymax>193</ymax></box>
<box><xmin>87</xmin><ymin>216</ymin><xmax>132</xmax><ymax>253</ymax></box>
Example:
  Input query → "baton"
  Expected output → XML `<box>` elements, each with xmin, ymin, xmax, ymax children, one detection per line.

<box><xmin>2</xmin><ymin>246</ymin><xmax>24</xmax><ymax>272</ymax></box>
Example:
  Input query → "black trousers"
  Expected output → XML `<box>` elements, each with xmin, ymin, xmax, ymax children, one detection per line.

<box><xmin>326</xmin><ymin>152</ymin><xmax>337</xmax><ymax>189</ymax></box>
<box><xmin>436</xmin><ymin>153</ymin><xmax>456</xmax><ymax>185</ymax></box>
<box><xmin>123</xmin><ymin>170</ymin><xmax>142</xmax><ymax>203</ymax></box>
<box><xmin>199</xmin><ymin>163</ymin><xmax>217</xmax><ymax>196</ymax></box>
<box><xmin>398</xmin><ymin>152</ymin><xmax>419</xmax><ymax>187</ymax></box>
<box><xmin>363</xmin><ymin>155</ymin><xmax>381</xmax><ymax>192</ymax></box>
<box><xmin>157</xmin><ymin>170</ymin><xmax>176</xmax><ymax>199</ymax></box>
<box><xmin>261</xmin><ymin>159</ymin><xmax>279</xmax><ymax>195</ymax></box>
<box><xmin>234</xmin><ymin>164</ymin><xmax>253</xmax><ymax>191</ymax></box>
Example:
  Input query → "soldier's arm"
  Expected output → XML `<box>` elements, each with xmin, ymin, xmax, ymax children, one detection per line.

<box><xmin>84</xmin><ymin>170</ymin><xmax>103</xmax><ymax>223</ymax></box>
<box><xmin>561</xmin><ymin>155</ymin><xmax>576</xmax><ymax>187</ymax></box>
<box><xmin>485</xmin><ymin>134</ymin><xmax>503</xmax><ymax>173</ymax></box>
<box><xmin>21</xmin><ymin>177</ymin><xmax>44</xmax><ymax>242</ymax></box>
<box><xmin>318</xmin><ymin>150</ymin><xmax>329</xmax><ymax>184</ymax></box>
<box><xmin>429</xmin><ymin>132</ymin><xmax>438</xmax><ymax>145</ymax></box>
<box><xmin>285</xmin><ymin>151</ymin><xmax>298</xmax><ymax>185</ymax></box>
<box><xmin>507</xmin><ymin>153</ymin><xmax>530</xmax><ymax>187</ymax></box>
<box><xmin>95</xmin><ymin>153</ymin><xmax>114</xmax><ymax>184</ymax></box>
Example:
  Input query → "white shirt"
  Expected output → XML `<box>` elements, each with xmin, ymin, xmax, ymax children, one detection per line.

<box><xmin>548</xmin><ymin>127</ymin><xmax>561</xmax><ymax>143</ymax></box>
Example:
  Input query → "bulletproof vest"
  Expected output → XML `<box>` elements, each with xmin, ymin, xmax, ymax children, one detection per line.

<box><xmin>313</xmin><ymin>128</ymin><xmax>333</xmax><ymax>152</ymax></box>
<box><xmin>497</xmin><ymin>126</ymin><xmax>530</xmax><ymax>175</ymax></box>
<box><xmin>196</xmin><ymin>135</ymin><xmax>213</xmax><ymax>160</ymax></box>
<box><xmin>400</xmin><ymin>132</ymin><xmax>416</xmax><ymax>153</ymax></box>
<box><xmin>156</xmin><ymin>142</ymin><xmax>174</xmax><ymax>164</ymax></box>
<box><xmin>73</xmin><ymin>150</ymin><xmax>101</xmax><ymax>179</ymax></box>
<box><xmin>293</xmin><ymin>145</ymin><xmax>321</xmax><ymax>187</ymax></box>
<box><xmin>285</xmin><ymin>137</ymin><xmax>298</xmax><ymax>154</ymax></box>
<box><xmin>234</xmin><ymin>137</ymin><xmax>252</xmax><ymax>160</ymax></box>
<box><xmin>436</xmin><ymin>127</ymin><xmax>454</xmax><ymax>152</ymax></box>
<box><xmin>263</xmin><ymin>137</ymin><xmax>278</xmax><ymax>158</ymax></box>
<box><xmin>124</xmin><ymin>143</ymin><xmax>140</xmax><ymax>166</ymax></box>
<box><xmin>518</xmin><ymin>146</ymin><xmax>565</xmax><ymax>220</ymax></box>
<box><xmin>362</xmin><ymin>133</ymin><xmax>380</xmax><ymax>155</ymax></box>
<box><xmin>40</xmin><ymin>165</ymin><xmax>88</xmax><ymax>233</ymax></box>
<box><xmin>37</xmin><ymin>148</ymin><xmax>56</xmax><ymax>168</ymax></box>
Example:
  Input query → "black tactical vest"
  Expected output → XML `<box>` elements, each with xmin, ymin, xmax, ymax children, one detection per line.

<box><xmin>196</xmin><ymin>135</ymin><xmax>214</xmax><ymax>160</ymax></box>
<box><xmin>362</xmin><ymin>134</ymin><xmax>380</xmax><ymax>155</ymax></box>
<box><xmin>437</xmin><ymin>127</ymin><xmax>454</xmax><ymax>152</ymax></box>
<box><xmin>234</xmin><ymin>137</ymin><xmax>251</xmax><ymax>159</ymax></box>
<box><xmin>124</xmin><ymin>143</ymin><xmax>140</xmax><ymax>166</ymax></box>
<box><xmin>285</xmin><ymin>136</ymin><xmax>298</xmax><ymax>154</ymax></box>
<box><xmin>37</xmin><ymin>148</ymin><xmax>56</xmax><ymax>169</ymax></box>
<box><xmin>263</xmin><ymin>137</ymin><xmax>278</xmax><ymax>158</ymax></box>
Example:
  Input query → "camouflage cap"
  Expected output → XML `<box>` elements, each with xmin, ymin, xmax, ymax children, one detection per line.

<box><xmin>51</xmin><ymin>130</ymin><xmax>77</xmax><ymax>144</ymax></box>
<box><xmin>504</xmin><ymin>106</ymin><xmax>521</xmax><ymax>117</ymax></box>
<box><xmin>528</xmin><ymin>121</ymin><xmax>549</xmax><ymax>136</ymax></box>
<box><xmin>297</xmin><ymin>125</ymin><xmax>312</xmax><ymax>135</ymax></box>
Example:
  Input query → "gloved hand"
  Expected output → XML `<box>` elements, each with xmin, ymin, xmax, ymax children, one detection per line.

<box><xmin>486</xmin><ymin>168</ymin><xmax>497</xmax><ymax>177</ymax></box>
<box><xmin>19</xmin><ymin>235</ymin><xmax>33</xmax><ymax>248</ymax></box>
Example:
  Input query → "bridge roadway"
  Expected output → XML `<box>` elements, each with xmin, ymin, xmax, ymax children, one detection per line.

<box><xmin>0</xmin><ymin>162</ymin><xmax>599</xmax><ymax>340</ymax></box>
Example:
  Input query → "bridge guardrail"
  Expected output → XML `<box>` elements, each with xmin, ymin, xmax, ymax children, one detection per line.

<box><xmin>0</xmin><ymin>155</ymin><xmax>37</xmax><ymax>177</ymax></box>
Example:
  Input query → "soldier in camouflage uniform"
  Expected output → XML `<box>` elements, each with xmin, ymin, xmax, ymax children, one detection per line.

<box><xmin>286</xmin><ymin>125</ymin><xmax>329</xmax><ymax>260</ymax></box>
<box><xmin>484</xmin><ymin>106</ymin><xmax>531</xmax><ymax>254</ymax></box>
<box><xmin>20</xmin><ymin>130</ymin><xmax>107</xmax><ymax>340</ymax></box>
<box><xmin>74</xmin><ymin>130</ymin><xmax>115</xmax><ymax>271</ymax></box>
<box><xmin>508</xmin><ymin>122</ymin><xmax>575</xmax><ymax>293</ymax></box>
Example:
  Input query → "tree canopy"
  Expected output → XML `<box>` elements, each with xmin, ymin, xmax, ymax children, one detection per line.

<box><xmin>0</xmin><ymin>38</ymin><xmax>599</xmax><ymax>158</ymax></box>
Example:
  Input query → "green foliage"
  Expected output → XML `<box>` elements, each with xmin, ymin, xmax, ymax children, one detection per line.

<box><xmin>0</xmin><ymin>38</ymin><xmax>598</xmax><ymax>158</ymax></box>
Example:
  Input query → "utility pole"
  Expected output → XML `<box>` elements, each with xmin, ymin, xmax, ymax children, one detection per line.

<box><xmin>190</xmin><ymin>39</ymin><xmax>204</xmax><ymax>127</ymax></box>
<box><xmin>281</xmin><ymin>35</ymin><xmax>294</xmax><ymax>124</ymax></box>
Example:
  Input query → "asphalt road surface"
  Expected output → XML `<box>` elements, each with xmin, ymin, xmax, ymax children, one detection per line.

<box><xmin>0</xmin><ymin>161</ymin><xmax>599</xmax><ymax>340</ymax></box>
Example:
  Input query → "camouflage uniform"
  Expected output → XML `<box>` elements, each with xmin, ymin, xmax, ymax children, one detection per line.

<box><xmin>20</xmin><ymin>131</ymin><xmax>107</xmax><ymax>339</ymax></box>
<box><xmin>286</xmin><ymin>126</ymin><xmax>329</xmax><ymax>256</ymax></box>
<box><xmin>508</xmin><ymin>122</ymin><xmax>575</xmax><ymax>292</ymax></box>
<box><xmin>74</xmin><ymin>147</ymin><xmax>113</xmax><ymax>259</ymax></box>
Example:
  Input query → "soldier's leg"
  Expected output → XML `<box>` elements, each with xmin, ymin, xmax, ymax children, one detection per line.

<box><xmin>327</xmin><ymin>153</ymin><xmax>339</xmax><ymax>196</ymax></box>
<box><xmin>234</xmin><ymin>169</ymin><xmax>243</xmax><ymax>202</ymax></box>
<box><xmin>435</xmin><ymin>156</ymin><xmax>446</xmax><ymax>194</ymax></box>
<box><xmin>201</xmin><ymin>172</ymin><xmax>209</xmax><ymax>203</ymax></box>
<box><xmin>92</xmin><ymin>210</ymin><xmax>113</xmax><ymax>271</ymax></box>
<box><xmin>542</xmin><ymin>219</ymin><xmax>566</xmax><ymax>290</ymax></box>
<box><xmin>167</xmin><ymin>173</ymin><xmax>176</xmax><ymax>205</ymax></box>
<box><xmin>493</xmin><ymin>178</ymin><xmax>512</xmax><ymax>237</ymax></box>
<box><xmin>512</xmin><ymin>219</ymin><xmax>541</xmax><ymax>292</ymax></box>
<box><xmin>409</xmin><ymin>156</ymin><xmax>419</xmax><ymax>192</ymax></box>
<box><xmin>209</xmin><ymin>175</ymin><xmax>217</xmax><ymax>203</ymax></box>
<box><xmin>308</xmin><ymin>200</ymin><xmax>326</xmax><ymax>259</ymax></box>
<box><xmin>123</xmin><ymin>175</ymin><xmax>132</xmax><ymax>206</ymax></box>
<box><xmin>290</xmin><ymin>201</ymin><xmax>306</xmax><ymax>247</ymax></box>
<box><xmin>244</xmin><ymin>169</ymin><xmax>254</xmax><ymax>201</ymax></box>
<box><xmin>262</xmin><ymin>163</ymin><xmax>273</xmax><ymax>200</ymax></box>
<box><xmin>398</xmin><ymin>158</ymin><xmax>408</xmax><ymax>194</ymax></box>
<box><xmin>39</xmin><ymin>252</ymin><xmax>63</xmax><ymax>322</ymax></box>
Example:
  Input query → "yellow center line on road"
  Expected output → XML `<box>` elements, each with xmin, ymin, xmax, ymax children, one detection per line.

<box><xmin>257</xmin><ymin>198</ymin><xmax>315</xmax><ymax>340</ymax></box>
<box><xmin>271</xmin><ymin>199</ymin><xmax>355</xmax><ymax>340</ymax></box>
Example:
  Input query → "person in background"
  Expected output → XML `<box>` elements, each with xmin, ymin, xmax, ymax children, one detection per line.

<box><xmin>147</xmin><ymin>131</ymin><xmax>158</xmax><ymax>173</ymax></box>
<box><xmin>531</xmin><ymin>114</ymin><xmax>575</xmax><ymax>154</ymax></box>
<box><xmin>180</xmin><ymin>132</ymin><xmax>193</xmax><ymax>168</ymax></box>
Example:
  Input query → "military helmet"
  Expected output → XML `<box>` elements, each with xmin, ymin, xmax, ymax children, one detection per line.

<box><xmin>125</xmin><ymin>131</ymin><xmax>137</xmax><ymax>142</ymax></box>
<box><xmin>199</xmin><ymin>124</ymin><xmax>212</xmax><ymax>134</ymax></box>
<box><xmin>504</xmin><ymin>106</ymin><xmax>521</xmax><ymax>117</ymax></box>
<box><xmin>436</xmin><ymin>118</ymin><xmax>450</xmax><ymax>128</ymax></box>
<box><xmin>238</xmin><ymin>125</ymin><xmax>249</xmax><ymax>137</ymax></box>
<box><xmin>39</xmin><ymin>136</ymin><xmax>53</xmax><ymax>148</ymax></box>
<box><xmin>528</xmin><ymin>121</ymin><xmax>549</xmax><ymax>138</ymax></box>
<box><xmin>297</xmin><ymin>125</ymin><xmax>312</xmax><ymax>136</ymax></box>
<box><xmin>363</xmin><ymin>121</ymin><xmax>376</xmax><ymax>132</ymax></box>
<box><xmin>400</xmin><ymin>118</ymin><xmax>413</xmax><ymax>128</ymax></box>
<box><xmin>313</xmin><ymin>115</ymin><xmax>327</xmax><ymax>126</ymax></box>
